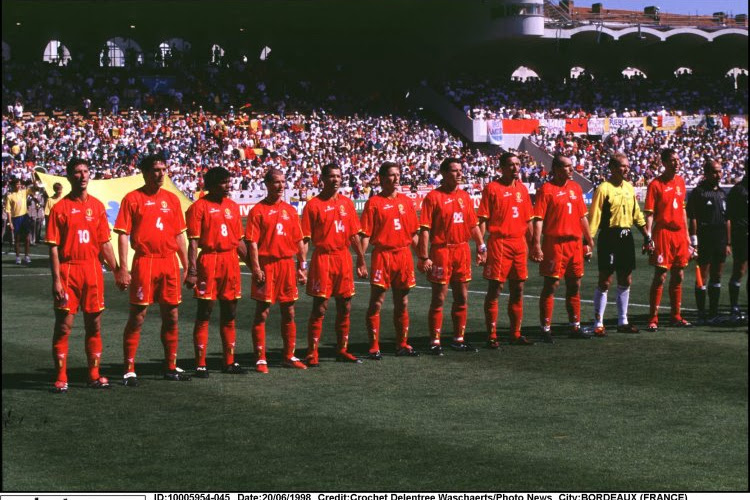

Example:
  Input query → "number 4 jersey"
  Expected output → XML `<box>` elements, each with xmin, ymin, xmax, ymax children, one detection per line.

<box><xmin>114</xmin><ymin>188</ymin><xmax>187</xmax><ymax>256</ymax></box>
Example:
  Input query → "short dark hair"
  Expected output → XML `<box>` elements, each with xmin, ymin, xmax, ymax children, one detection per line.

<box><xmin>551</xmin><ymin>154</ymin><xmax>569</xmax><ymax>170</ymax></box>
<box><xmin>703</xmin><ymin>158</ymin><xmax>721</xmax><ymax>173</ymax></box>
<box><xmin>321</xmin><ymin>162</ymin><xmax>340</xmax><ymax>177</ymax></box>
<box><xmin>66</xmin><ymin>157</ymin><xmax>90</xmax><ymax>177</ymax></box>
<box><xmin>139</xmin><ymin>154</ymin><xmax>166</xmax><ymax>172</ymax></box>
<box><xmin>203</xmin><ymin>167</ymin><xmax>231</xmax><ymax>190</ymax></box>
<box><xmin>53</xmin><ymin>182</ymin><xmax>63</xmax><ymax>191</ymax></box>
<box><xmin>263</xmin><ymin>168</ymin><xmax>285</xmax><ymax>184</ymax></box>
<box><xmin>660</xmin><ymin>148</ymin><xmax>677</xmax><ymax>164</ymax></box>
<box><xmin>499</xmin><ymin>152</ymin><xmax>518</xmax><ymax>167</ymax></box>
<box><xmin>439</xmin><ymin>157</ymin><xmax>461</xmax><ymax>173</ymax></box>
<box><xmin>378</xmin><ymin>161</ymin><xmax>400</xmax><ymax>177</ymax></box>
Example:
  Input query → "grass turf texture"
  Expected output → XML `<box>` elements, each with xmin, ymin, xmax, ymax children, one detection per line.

<box><xmin>2</xmin><ymin>246</ymin><xmax>747</xmax><ymax>491</ymax></box>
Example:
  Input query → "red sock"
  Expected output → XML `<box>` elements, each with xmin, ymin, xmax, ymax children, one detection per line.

<box><xmin>307</xmin><ymin>315</ymin><xmax>324</xmax><ymax>355</ymax></box>
<box><xmin>649</xmin><ymin>282</ymin><xmax>663</xmax><ymax>323</ymax></box>
<box><xmin>366</xmin><ymin>311</ymin><xmax>380</xmax><ymax>352</ymax></box>
<box><xmin>485</xmin><ymin>298</ymin><xmax>499</xmax><ymax>338</ymax></box>
<box><xmin>220</xmin><ymin>320</ymin><xmax>236</xmax><ymax>366</ymax></box>
<box><xmin>85</xmin><ymin>330</ymin><xmax>103</xmax><ymax>381</ymax></box>
<box><xmin>161</xmin><ymin>325</ymin><xmax>179</xmax><ymax>371</ymax></box>
<box><xmin>193</xmin><ymin>320</ymin><xmax>209</xmax><ymax>367</ymax></box>
<box><xmin>428</xmin><ymin>306</ymin><xmax>443</xmax><ymax>344</ymax></box>
<box><xmin>282</xmin><ymin>316</ymin><xmax>297</xmax><ymax>360</ymax></box>
<box><xmin>451</xmin><ymin>303</ymin><xmax>467</xmax><ymax>341</ymax></box>
<box><xmin>540</xmin><ymin>295</ymin><xmax>554</xmax><ymax>328</ymax></box>
<box><xmin>394</xmin><ymin>308</ymin><xmax>410</xmax><ymax>347</ymax></box>
<box><xmin>669</xmin><ymin>282</ymin><xmax>682</xmax><ymax>321</ymax></box>
<box><xmin>123</xmin><ymin>325</ymin><xmax>141</xmax><ymax>373</ymax></box>
<box><xmin>565</xmin><ymin>293</ymin><xmax>581</xmax><ymax>324</ymax></box>
<box><xmin>508</xmin><ymin>298</ymin><xmax>523</xmax><ymax>338</ymax></box>
<box><xmin>252</xmin><ymin>323</ymin><xmax>266</xmax><ymax>361</ymax></box>
<box><xmin>52</xmin><ymin>329</ymin><xmax>70</xmax><ymax>383</ymax></box>
<box><xmin>336</xmin><ymin>312</ymin><xmax>351</xmax><ymax>352</ymax></box>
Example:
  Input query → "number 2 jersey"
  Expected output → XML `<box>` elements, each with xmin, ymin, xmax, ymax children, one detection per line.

<box><xmin>245</xmin><ymin>199</ymin><xmax>303</xmax><ymax>258</ymax></box>
<box><xmin>185</xmin><ymin>197</ymin><xmax>243</xmax><ymax>251</ymax></box>
<box><xmin>45</xmin><ymin>195</ymin><xmax>111</xmax><ymax>261</ymax></box>
<box><xmin>114</xmin><ymin>188</ymin><xmax>187</xmax><ymax>256</ymax></box>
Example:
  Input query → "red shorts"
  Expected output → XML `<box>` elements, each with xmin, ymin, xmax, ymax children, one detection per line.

<box><xmin>307</xmin><ymin>248</ymin><xmax>355</xmax><ymax>298</ymax></box>
<box><xmin>56</xmin><ymin>260</ymin><xmax>105</xmax><ymax>314</ymax></box>
<box><xmin>428</xmin><ymin>242</ymin><xmax>472</xmax><ymax>284</ymax></box>
<box><xmin>130</xmin><ymin>254</ymin><xmax>182</xmax><ymax>306</ymax></box>
<box><xmin>251</xmin><ymin>256</ymin><xmax>298</xmax><ymax>304</ymax></box>
<box><xmin>194</xmin><ymin>250</ymin><xmax>241</xmax><ymax>301</ymax></box>
<box><xmin>370</xmin><ymin>246</ymin><xmax>416</xmax><ymax>290</ymax></box>
<box><xmin>540</xmin><ymin>236</ymin><xmax>584</xmax><ymax>279</ymax></box>
<box><xmin>483</xmin><ymin>235</ymin><xmax>528</xmax><ymax>282</ymax></box>
<box><xmin>650</xmin><ymin>228</ymin><xmax>690</xmax><ymax>269</ymax></box>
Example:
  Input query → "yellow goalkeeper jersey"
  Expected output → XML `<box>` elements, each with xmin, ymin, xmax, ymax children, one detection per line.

<box><xmin>588</xmin><ymin>180</ymin><xmax>646</xmax><ymax>236</ymax></box>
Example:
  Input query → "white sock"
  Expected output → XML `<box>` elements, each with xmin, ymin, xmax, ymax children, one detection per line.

<box><xmin>617</xmin><ymin>285</ymin><xmax>630</xmax><ymax>326</ymax></box>
<box><xmin>593</xmin><ymin>288</ymin><xmax>608</xmax><ymax>327</ymax></box>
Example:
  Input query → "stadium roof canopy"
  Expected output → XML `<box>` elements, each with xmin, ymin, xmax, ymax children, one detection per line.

<box><xmin>2</xmin><ymin>0</ymin><xmax>746</xmax><ymax>81</ymax></box>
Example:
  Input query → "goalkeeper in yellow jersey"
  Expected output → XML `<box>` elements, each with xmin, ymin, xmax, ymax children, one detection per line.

<box><xmin>587</xmin><ymin>153</ymin><xmax>650</xmax><ymax>335</ymax></box>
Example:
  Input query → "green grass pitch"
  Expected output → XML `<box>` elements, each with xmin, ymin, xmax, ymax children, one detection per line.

<box><xmin>2</xmin><ymin>244</ymin><xmax>747</xmax><ymax>491</ymax></box>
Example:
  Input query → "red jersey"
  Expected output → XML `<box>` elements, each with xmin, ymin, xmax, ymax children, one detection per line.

<box><xmin>360</xmin><ymin>193</ymin><xmax>418</xmax><ymax>250</ymax></box>
<box><xmin>45</xmin><ymin>195</ymin><xmax>111</xmax><ymax>262</ymax></box>
<box><xmin>533</xmin><ymin>180</ymin><xmax>587</xmax><ymax>238</ymax></box>
<box><xmin>644</xmin><ymin>175</ymin><xmax>687</xmax><ymax>231</ymax></box>
<box><xmin>186</xmin><ymin>197</ymin><xmax>242</xmax><ymax>252</ymax></box>
<box><xmin>245</xmin><ymin>199</ymin><xmax>302</xmax><ymax>258</ymax></box>
<box><xmin>114</xmin><ymin>188</ymin><xmax>187</xmax><ymax>256</ymax></box>
<box><xmin>477</xmin><ymin>180</ymin><xmax>532</xmax><ymax>238</ymax></box>
<box><xmin>419</xmin><ymin>187</ymin><xmax>478</xmax><ymax>245</ymax></box>
<box><xmin>301</xmin><ymin>194</ymin><xmax>360</xmax><ymax>251</ymax></box>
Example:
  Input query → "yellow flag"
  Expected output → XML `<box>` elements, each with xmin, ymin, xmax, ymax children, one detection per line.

<box><xmin>36</xmin><ymin>172</ymin><xmax>193</xmax><ymax>269</ymax></box>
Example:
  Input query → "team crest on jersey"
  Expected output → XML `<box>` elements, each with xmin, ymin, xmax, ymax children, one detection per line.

<box><xmin>339</xmin><ymin>205</ymin><xmax>347</xmax><ymax>216</ymax></box>
<box><xmin>457</xmin><ymin>198</ymin><xmax>464</xmax><ymax>209</ymax></box>
<box><xmin>85</xmin><ymin>208</ymin><xmax>94</xmax><ymax>221</ymax></box>
<box><xmin>398</xmin><ymin>203</ymin><xmax>405</xmax><ymax>214</ymax></box>
<box><xmin>676</xmin><ymin>187</ymin><xmax>682</xmax><ymax>196</ymax></box>
<box><xmin>516</xmin><ymin>192</ymin><xmax>522</xmax><ymax>203</ymax></box>
<box><xmin>160</xmin><ymin>200</ymin><xmax>170</xmax><ymax>212</ymax></box>
<box><xmin>224</xmin><ymin>208</ymin><xmax>232</xmax><ymax>219</ymax></box>
<box><xmin>281</xmin><ymin>209</ymin><xmax>290</xmax><ymax>221</ymax></box>
<box><xmin>569</xmin><ymin>190</ymin><xmax>577</xmax><ymax>200</ymax></box>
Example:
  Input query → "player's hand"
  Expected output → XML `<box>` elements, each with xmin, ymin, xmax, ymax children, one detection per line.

<box><xmin>115</xmin><ymin>268</ymin><xmax>131</xmax><ymax>291</ymax></box>
<box><xmin>297</xmin><ymin>268</ymin><xmax>307</xmax><ymax>285</ymax></box>
<box><xmin>476</xmin><ymin>251</ymin><xmax>487</xmax><ymax>266</ymax></box>
<box><xmin>184</xmin><ymin>273</ymin><xmax>198</xmax><ymax>289</ymax></box>
<box><xmin>253</xmin><ymin>268</ymin><xmax>266</xmax><ymax>285</ymax></box>
<box><xmin>356</xmin><ymin>258</ymin><xmax>368</xmax><ymax>279</ymax></box>
<box><xmin>52</xmin><ymin>281</ymin><xmax>66</xmax><ymax>304</ymax></box>
<box><xmin>726</xmin><ymin>244</ymin><xmax>732</xmax><ymax>257</ymax></box>
<box><xmin>642</xmin><ymin>239</ymin><xmax>655</xmax><ymax>255</ymax></box>
<box><xmin>418</xmin><ymin>258</ymin><xmax>432</xmax><ymax>274</ymax></box>
<box><xmin>530</xmin><ymin>244</ymin><xmax>543</xmax><ymax>263</ymax></box>
<box><xmin>583</xmin><ymin>244</ymin><xmax>593</xmax><ymax>262</ymax></box>
<box><xmin>689</xmin><ymin>245</ymin><xmax>699</xmax><ymax>260</ymax></box>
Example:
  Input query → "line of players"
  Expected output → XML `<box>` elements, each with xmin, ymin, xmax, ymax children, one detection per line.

<box><xmin>46</xmin><ymin>151</ymin><xmax>748</xmax><ymax>392</ymax></box>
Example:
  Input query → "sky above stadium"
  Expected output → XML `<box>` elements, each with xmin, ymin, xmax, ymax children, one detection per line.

<box><xmin>573</xmin><ymin>1</ymin><xmax>747</xmax><ymax>16</ymax></box>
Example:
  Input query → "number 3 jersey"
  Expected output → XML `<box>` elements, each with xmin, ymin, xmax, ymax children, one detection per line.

<box><xmin>532</xmin><ymin>179</ymin><xmax>587</xmax><ymax>238</ymax></box>
<box><xmin>419</xmin><ymin>187</ymin><xmax>478</xmax><ymax>245</ymax></box>
<box><xmin>46</xmin><ymin>195</ymin><xmax>111</xmax><ymax>262</ymax></box>
<box><xmin>301</xmin><ymin>194</ymin><xmax>361</xmax><ymax>251</ymax></box>
<box><xmin>186</xmin><ymin>197</ymin><xmax>242</xmax><ymax>251</ymax></box>
<box><xmin>114</xmin><ymin>188</ymin><xmax>187</xmax><ymax>256</ymax></box>
<box><xmin>245</xmin><ymin>199</ymin><xmax>303</xmax><ymax>258</ymax></box>
<box><xmin>360</xmin><ymin>193</ymin><xmax>418</xmax><ymax>250</ymax></box>
<box><xmin>477</xmin><ymin>179</ymin><xmax>532</xmax><ymax>238</ymax></box>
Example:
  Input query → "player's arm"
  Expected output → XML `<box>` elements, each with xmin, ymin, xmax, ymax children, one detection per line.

<box><xmin>726</xmin><ymin>218</ymin><xmax>732</xmax><ymax>256</ymax></box>
<box><xmin>580</xmin><ymin>216</ymin><xmax>594</xmax><ymax>260</ymax></box>
<box><xmin>530</xmin><ymin>218</ymin><xmax>543</xmax><ymax>262</ymax></box>
<box><xmin>417</xmin><ymin>227</ymin><xmax>431</xmax><ymax>273</ymax></box>
<box><xmin>185</xmin><ymin>237</ymin><xmax>199</xmax><ymax>289</ymax></box>
<box><xmin>588</xmin><ymin>186</ymin><xmax>604</xmax><ymax>239</ymax></box>
<box><xmin>296</xmin><ymin>238</ymin><xmax>307</xmax><ymax>284</ymax></box>
<box><xmin>236</xmin><ymin>236</ymin><xmax>248</xmax><ymax>262</ymax></box>
<box><xmin>176</xmin><ymin>231</ymin><xmax>189</xmax><ymax>276</ymax></box>
<box><xmin>350</xmin><ymin>231</ymin><xmax>368</xmax><ymax>278</ymax></box>
<box><xmin>247</xmin><ymin>240</ymin><xmax>264</xmax><ymax>284</ymax></box>
<box><xmin>48</xmin><ymin>244</ymin><xmax>66</xmax><ymax>303</ymax></box>
<box><xmin>99</xmin><ymin>241</ymin><xmax>119</xmax><ymax>273</ymax></box>
<box><xmin>471</xmin><ymin>224</ymin><xmax>487</xmax><ymax>266</ymax></box>
<box><xmin>115</xmin><ymin>232</ymin><xmax>131</xmax><ymax>290</ymax></box>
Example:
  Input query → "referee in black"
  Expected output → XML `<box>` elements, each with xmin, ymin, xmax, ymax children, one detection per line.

<box><xmin>726</xmin><ymin>160</ymin><xmax>748</xmax><ymax>322</ymax></box>
<box><xmin>686</xmin><ymin>159</ymin><xmax>731</xmax><ymax>323</ymax></box>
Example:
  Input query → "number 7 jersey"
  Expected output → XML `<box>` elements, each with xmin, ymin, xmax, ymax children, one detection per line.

<box><xmin>114</xmin><ymin>187</ymin><xmax>187</xmax><ymax>256</ymax></box>
<box><xmin>532</xmin><ymin>179</ymin><xmax>587</xmax><ymax>238</ymax></box>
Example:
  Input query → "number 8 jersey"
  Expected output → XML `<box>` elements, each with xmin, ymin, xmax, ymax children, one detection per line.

<box><xmin>186</xmin><ymin>197</ymin><xmax>242</xmax><ymax>251</ymax></box>
<box><xmin>114</xmin><ymin>187</ymin><xmax>187</xmax><ymax>256</ymax></box>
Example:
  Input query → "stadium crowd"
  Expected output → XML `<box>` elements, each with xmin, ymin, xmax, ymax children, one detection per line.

<box><xmin>441</xmin><ymin>73</ymin><xmax>749</xmax><ymax>119</ymax></box>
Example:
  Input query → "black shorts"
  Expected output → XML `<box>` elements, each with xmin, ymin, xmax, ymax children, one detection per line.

<box><xmin>597</xmin><ymin>227</ymin><xmax>636</xmax><ymax>275</ymax></box>
<box><xmin>697</xmin><ymin>227</ymin><xmax>727</xmax><ymax>266</ymax></box>
<box><xmin>731</xmin><ymin>229</ymin><xmax>748</xmax><ymax>263</ymax></box>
